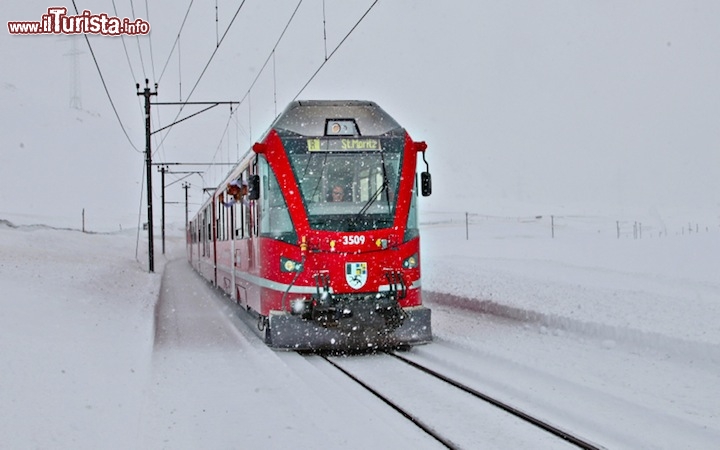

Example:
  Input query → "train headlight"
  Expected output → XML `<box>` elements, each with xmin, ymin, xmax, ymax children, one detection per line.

<box><xmin>325</xmin><ymin>119</ymin><xmax>357</xmax><ymax>136</ymax></box>
<box><xmin>402</xmin><ymin>253</ymin><xmax>419</xmax><ymax>269</ymax></box>
<box><xmin>281</xmin><ymin>257</ymin><xmax>303</xmax><ymax>272</ymax></box>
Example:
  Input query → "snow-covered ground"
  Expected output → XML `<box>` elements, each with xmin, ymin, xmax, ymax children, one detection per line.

<box><xmin>421</xmin><ymin>211</ymin><xmax>720</xmax><ymax>449</ymax></box>
<box><xmin>0</xmin><ymin>211</ymin><xmax>718</xmax><ymax>448</ymax></box>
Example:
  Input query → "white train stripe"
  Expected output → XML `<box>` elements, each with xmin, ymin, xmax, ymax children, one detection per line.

<box><xmin>216</xmin><ymin>263</ymin><xmax>420</xmax><ymax>295</ymax></box>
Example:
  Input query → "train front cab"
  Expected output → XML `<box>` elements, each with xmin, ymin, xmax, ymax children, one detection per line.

<box><xmin>249</xmin><ymin>101</ymin><xmax>433</xmax><ymax>351</ymax></box>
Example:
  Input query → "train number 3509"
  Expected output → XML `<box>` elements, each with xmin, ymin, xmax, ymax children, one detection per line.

<box><xmin>342</xmin><ymin>235</ymin><xmax>366</xmax><ymax>245</ymax></box>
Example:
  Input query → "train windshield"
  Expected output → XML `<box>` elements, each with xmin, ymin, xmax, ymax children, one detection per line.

<box><xmin>286</xmin><ymin>137</ymin><xmax>403</xmax><ymax>232</ymax></box>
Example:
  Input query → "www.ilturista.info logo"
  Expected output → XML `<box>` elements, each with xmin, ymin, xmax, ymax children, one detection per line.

<box><xmin>8</xmin><ymin>7</ymin><xmax>150</xmax><ymax>36</ymax></box>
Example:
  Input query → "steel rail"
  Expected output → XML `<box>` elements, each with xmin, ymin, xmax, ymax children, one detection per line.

<box><xmin>320</xmin><ymin>356</ymin><xmax>459</xmax><ymax>449</ymax></box>
<box><xmin>387</xmin><ymin>351</ymin><xmax>606</xmax><ymax>450</ymax></box>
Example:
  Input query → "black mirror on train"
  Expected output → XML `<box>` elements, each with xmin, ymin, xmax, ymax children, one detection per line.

<box><xmin>421</xmin><ymin>172</ymin><xmax>432</xmax><ymax>196</ymax></box>
<box><xmin>248</xmin><ymin>175</ymin><xmax>260</xmax><ymax>200</ymax></box>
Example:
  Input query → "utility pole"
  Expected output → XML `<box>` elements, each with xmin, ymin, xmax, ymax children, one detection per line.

<box><xmin>182</xmin><ymin>182</ymin><xmax>191</xmax><ymax>230</ymax></box>
<box><xmin>137</xmin><ymin>79</ymin><xmax>157</xmax><ymax>272</ymax></box>
<box><xmin>153</xmin><ymin>167</ymin><xmax>220</xmax><ymax>254</ymax></box>
<box><xmin>158</xmin><ymin>165</ymin><xmax>168</xmax><ymax>255</ymax></box>
<box><xmin>134</xmin><ymin>90</ymin><xmax>237</xmax><ymax>269</ymax></box>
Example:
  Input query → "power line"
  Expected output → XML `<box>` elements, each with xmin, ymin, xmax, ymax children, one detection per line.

<box><xmin>182</xmin><ymin>0</ymin><xmax>248</xmax><ymax>106</ymax></box>
<box><xmin>153</xmin><ymin>1</ymin><xmax>380</xmax><ymax>198</ymax></box>
<box><xmin>136</xmin><ymin>0</ymin><xmax>166</xmax><ymax>163</ymax></box>
<box><xmin>205</xmin><ymin>107</ymin><xmax>239</xmax><ymax>175</ymax></box>
<box><xmin>144</xmin><ymin>0</ymin><xmax>158</xmax><ymax>81</ymax></box>
<box><xmin>154</xmin><ymin>0</ymin><xmax>249</xmax><ymax>156</ymax></box>
<box><xmin>111</xmin><ymin>0</ymin><xmax>148</xmax><ymax>136</ymax></box>
<box><xmin>204</xmin><ymin>0</ymin><xmax>304</xmax><ymax>174</ymax></box>
<box><xmin>158</xmin><ymin>0</ymin><xmax>194</xmax><ymax>83</ymax></box>
<box><xmin>207</xmin><ymin>0</ymin><xmax>378</xmax><ymax>173</ymax></box>
<box><xmin>112</xmin><ymin>1</ymin><xmax>139</xmax><ymax>83</ymax></box>
<box><xmin>322</xmin><ymin>0</ymin><xmax>328</xmax><ymax>60</ymax></box>
<box><xmin>236</xmin><ymin>1</ymin><xmax>304</xmax><ymax>108</ymax></box>
<box><xmin>71</xmin><ymin>0</ymin><xmax>141</xmax><ymax>153</ymax></box>
<box><xmin>128</xmin><ymin>0</ymin><xmax>147</xmax><ymax>80</ymax></box>
<box><xmin>293</xmin><ymin>0</ymin><xmax>379</xmax><ymax>100</ymax></box>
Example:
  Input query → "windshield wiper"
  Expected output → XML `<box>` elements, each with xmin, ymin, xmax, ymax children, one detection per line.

<box><xmin>356</xmin><ymin>152</ymin><xmax>391</xmax><ymax>219</ymax></box>
<box><xmin>357</xmin><ymin>180</ymin><xmax>388</xmax><ymax>218</ymax></box>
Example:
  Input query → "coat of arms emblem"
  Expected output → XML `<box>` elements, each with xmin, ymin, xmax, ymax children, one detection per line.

<box><xmin>345</xmin><ymin>262</ymin><xmax>367</xmax><ymax>289</ymax></box>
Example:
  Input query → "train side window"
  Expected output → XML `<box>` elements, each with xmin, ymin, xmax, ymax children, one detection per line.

<box><xmin>241</xmin><ymin>170</ymin><xmax>251</xmax><ymax>238</ymax></box>
<box><xmin>233</xmin><ymin>203</ymin><xmax>243</xmax><ymax>239</ymax></box>
<box><xmin>222</xmin><ymin>198</ymin><xmax>228</xmax><ymax>241</ymax></box>
<box><xmin>206</xmin><ymin>205</ymin><xmax>213</xmax><ymax>243</ymax></box>
<box><xmin>222</xmin><ymin>197</ymin><xmax>227</xmax><ymax>241</ymax></box>
<box><xmin>258</xmin><ymin>156</ymin><xmax>296</xmax><ymax>243</ymax></box>
<box><xmin>217</xmin><ymin>196</ymin><xmax>223</xmax><ymax>241</ymax></box>
<box><xmin>404</xmin><ymin>180</ymin><xmax>419</xmax><ymax>242</ymax></box>
<box><xmin>222</xmin><ymin>197</ymin><xmax>228</xmax><ymax>241</ymax></box>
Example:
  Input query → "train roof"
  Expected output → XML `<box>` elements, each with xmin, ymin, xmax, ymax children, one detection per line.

<box><xmin>269</xmin><ymin>100</ymin><xmax>403</xmax><ymax>137</ymax></box>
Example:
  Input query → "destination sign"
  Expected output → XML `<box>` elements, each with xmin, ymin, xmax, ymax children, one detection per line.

<box><xmin>307</xmin><ymin>138</ymin><xmax>381</xmax><ymax>152</ymax></box>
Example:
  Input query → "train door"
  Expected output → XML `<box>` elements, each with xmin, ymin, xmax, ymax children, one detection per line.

<box><xmin>187</xmin><ymin>220</ymin><xmax>194</xmax><ymax>264</ymax></box>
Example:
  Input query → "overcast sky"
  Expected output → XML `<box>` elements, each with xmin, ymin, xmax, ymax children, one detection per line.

<box><xmin>2</xmin><ymin>1</ymin><xmax>719</xmax><ymax>230</ymax></box>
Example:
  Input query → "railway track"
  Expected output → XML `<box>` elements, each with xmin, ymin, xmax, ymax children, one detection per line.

<box><xmin>320</xmin><ymin>351</ymin><xmax>605</xmax><ymax>450</ymax></box>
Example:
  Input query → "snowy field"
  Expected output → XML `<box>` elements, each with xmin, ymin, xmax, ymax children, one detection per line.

<box><xmin>0</xmin><ymin>211</ymin><xmax>718</xmax><ymax>448</ymax></box>
<box><xmin>422</xmin><ymin>210</ymin><xmax>720</xmax><ymax>347</ymax></box>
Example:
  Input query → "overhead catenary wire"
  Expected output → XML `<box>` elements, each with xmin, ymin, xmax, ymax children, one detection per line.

<box><xmin>235</xmin><ymin>1</ymin><xmax>304</xmax><ymax>110</ymax></box>
<box><xmin>158</xmin><ymin>0</ymin><xmax>306</xmax><ymax>185</ymax></box>
<box><xmin>111</xmin><ymin>0</ymin><xmax>147</xmax><ymax>136</ymax></box>
<box><xmin>70</xmin><ymin>0</ymin><xmax>141</xmax><ymax>153</ymax></box>
<box><xmin>154</xmin><ymin>0</ymin><xmax>249</xmax><ymax>156</ymax></box>
<box><xmin>193</xmin><ymin>0</ymin><xmax>303</xmax><ymax>182</ymax></box>
<box><xmin>133</xmin><ymin>0</ymin><xmax>167</xmax><ymax>163</ymax></box>
<box><xmin>157</xmin><ymin>0</ymin><xmax>194</xmax><ymax>84</ymax></box>
<box><xmin>322</xmin><ymin>0</ymin><xmax>328</xmax><ymax>60</ymax></box>
<box><xmin>112</xmin><ymin>0</ymin><xmax>167</xmax><ymax>163</ymax></box>
<box><xmin>181</xmin><ymin>0</ymin><xmax>248</xmax><ymax>102</ymax></box>
<box><xmin>205</xmin><ymin>0</ymin><xmax>379</xmax><ymax>178</ymax></box>
<box><xmin>128</xmin><ymin>0</ymin><xmax>148</xmax><ymax>80</ymax></box>
<box><xmin>112</xmin><ymin>0</ymin><xmax>139</xmax><ymax>83</ymax></box>
<box><xmin>231</xmin><ymin>0</ymin><xmax>378</xmax><ymax>125</ymax></box>
<box><xmin>152</xmin><ymin>0</ymin><xmax>381</xmax><ymax>214</ymax></box>
<box><xmin>144</xmin><ymin>0</ymin><xmax>158</xmax><ymax>81</ymax></box>
<box><xmin>293</xmin><ymin>0</ymin><xmax>379</xmax><ymax>101</ymax></box>
<box><xmin>215</xmin><ymin>0</ymin><xmax>220</xmax><ymax>47</ymax></box>
<box><xmin>202</xmin><ymin>0</ymin><xmax>304</xmax><ymax>178</ymax></box>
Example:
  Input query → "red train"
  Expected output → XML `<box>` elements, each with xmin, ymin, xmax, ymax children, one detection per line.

<box><xmin>187</xmin><ymin>100</ymin><xmax>432</xmax><ymax>350</ymax></box>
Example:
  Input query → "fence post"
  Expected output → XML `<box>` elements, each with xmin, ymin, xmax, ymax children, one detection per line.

<box><xmin>551</xmin><ymin>215</ymin><xmax>555</xmax><ymax>239</ymax></box>
<box><xmin>465</xmin><ymin>212</ymin><xmax>469</xmax><ymax>240</ymax></box>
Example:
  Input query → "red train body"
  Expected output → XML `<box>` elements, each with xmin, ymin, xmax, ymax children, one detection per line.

<box><xmin>187</xmin><ymin>100</ymin><xmax>432</xmax><ymax>350</ymax></box>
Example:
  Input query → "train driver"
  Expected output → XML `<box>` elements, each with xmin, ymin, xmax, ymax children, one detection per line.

<box><xmin>328</xmin><ymin>184</ymin><xmax>346</xmax><ymax>202</ymax></box>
